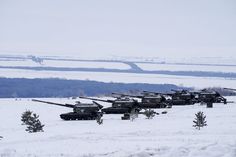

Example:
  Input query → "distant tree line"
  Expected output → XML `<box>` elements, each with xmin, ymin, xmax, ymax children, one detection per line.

<box><xmin>0</xmin><ymin>78</ymin><xmax>185</xmax><ymax>98</ymax></box>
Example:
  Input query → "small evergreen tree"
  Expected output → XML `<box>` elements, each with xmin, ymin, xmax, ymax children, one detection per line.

<box><xmin>144</xmin><ymin>109</ymin><xmax>156</xmax><ymax>119</ymax></box>
<box><xmin>130</xmin><ymin>108</ymin><xmax>139</xmax><ymax>121</ymax></box>
<box><xmin>193</xmin><ymin>111</ymin><xmax>207</xmax><ymax>130</ymax></box>
<box><xmin>21</xmin><ymin>110</ymin><xmax>33</xmax><ymax>125</ymax></box>
<box><xmin>96</xmin><ymin>113</ymin><xmax>103</xmax><ymax>125</ymax></box>
<box><xmin>21</xmin><ymin>110</ymin><xmax>45</xmax><ymax>133</ymax></box>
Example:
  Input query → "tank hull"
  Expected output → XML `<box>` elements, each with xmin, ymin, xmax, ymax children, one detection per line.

<box><xmin>60</xmin><ymin>112</ymin><xmax>101</xmax><ymax>120</ymax></box>
<box><xmin>140</xmin><ymin>103</ymin><xmax>167</xmax><ymax>108</ymax></box>
<box><xmin>101</xmin><ymin>107</ymin><xmax>131</xmax><ymax>114</ymax></box>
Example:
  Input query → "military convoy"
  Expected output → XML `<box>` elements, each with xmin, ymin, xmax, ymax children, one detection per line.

<box><xmin>32</xmin><ymin>88</ymin><xmax>231</xmax><ymax>121</ymax></box>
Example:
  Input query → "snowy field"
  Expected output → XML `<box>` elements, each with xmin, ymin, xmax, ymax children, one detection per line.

<box><xmin>137</xmin><ymin>63</ymin><xmax>236</xmax><ymax>73</ymax></box>
<box><xmin>0</xmin><ymin>97</ymin><xmax>236</xmax><ymax>157</ymax></box>
<box><xmin>0</xmin><ymin>60</ymin><xmax>130</xmax><ymax>70</ymax></box>
<box><xmin>0</xmin><ymin>68</ymin><xmax>236</xmax><ymax>89</ymax></box>
<box><xmin>1</xmin><ymin>58</ymin><xmax>236</xmax><ymax>73</ymax></box>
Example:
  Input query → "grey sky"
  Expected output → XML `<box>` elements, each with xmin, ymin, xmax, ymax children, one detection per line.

<box><xmin>0</xmin><ymin>0</ymin><xmax>235</xmax><ymax>58</ymax></box>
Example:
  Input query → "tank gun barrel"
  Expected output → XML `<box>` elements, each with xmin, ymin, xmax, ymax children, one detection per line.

<box><xmin>79</xmin><ymin>96</ymin><xmax>114</xmax><ymax>103</ymax></box>
<box><xmin>143</xmin><ymin>91</ymin><xmax>172</xmax><ymax>96</ymax></box>
<box><xmin>171</xmin><ymin>89</ymin><xmax>179</xmax><ymax>92</ymax></box>
<box><xmin>171</xmin><ymin>89</ymin><xmax>188</xmax><ymax>93</ymax></box>
<box><xmin>32</xmin><ymin>99</ymin><xmax>75</xmax><ymax>108</ymax></box>
<box><xmin>142</xmin><ymin>91</ymin><xmax>162</xmax><ymax>95</ymax></box>
<box><xmin>112</xmin><ymin>93</ymin><xmax>143</xmax><ymax>98</ymax></box>
<box><xmin>224</xmin><ymin>88</ymin><xmax>236</xmax><ymax>91</ymax></box>
<box><xmin>92</xmin><ymin>101</ymin><xmax>103</xmax><ymax>109</ymax></box>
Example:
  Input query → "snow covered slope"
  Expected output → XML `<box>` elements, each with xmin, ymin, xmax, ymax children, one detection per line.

<box><xmin>0</xmin><ymin>97</ymin><xmax>236</xmax><ymax>157</ymax></box>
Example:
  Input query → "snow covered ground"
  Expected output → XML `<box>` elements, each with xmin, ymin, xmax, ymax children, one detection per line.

<box><xmin>0</xmin><ymin>97</ymin><xmax>236</xmax><ymax>157</ymax></box>
<box><xmin>110</xmin><ymin>56</ymin><xmax>236</xmax><ymax>65</ymax></box>
<box><xmin>0</xmin><ymin>59</ymin><xmax>130</xmax><ymax>70</ymax></box>
<box><xmin>137</xmin><ymin>63</ymin><xmax>236</xmax><ymax>73</ymax></box>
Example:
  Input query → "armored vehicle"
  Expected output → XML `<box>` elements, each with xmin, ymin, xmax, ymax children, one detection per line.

<box><xmin>32</xmin><ymin>99</ymin><xmax>103</xmax><ymax>120</ymax></box>
<box><xmin>112</xmin><ymin>92</ymin><xmax>168</xmax><ymax>108</ymax></box>
<box><xmin>79</xmin><ymin>96</ymin><xmax>140</xmax><ymax>114</ymax></box>
<box><xmin>169</xmin><ymin>89</ymin><xmax>197</xmax><ymax>105</ymax></box>
<box><xmin>193</xmin><ymin>89</ymin><xmax>227</xmax><ymax>104</ymax></box>
<box><xmin>142</xmin><ymin>90</ymin><xmax>197</xmax><ymax>105</ymax></box>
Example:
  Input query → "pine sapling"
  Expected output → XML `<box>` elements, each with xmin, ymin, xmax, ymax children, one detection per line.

<box><xmin>193</xmin><ymin>111</ymin><xmax>207</xmax><ymax>130</ymax></box>
<box><xmin>130</xmin><ymin>108</ymin><xmax>139</xmax><ymax>121</ymax></box>
<box><xmin>144</xmin><ymin>109</ymin><xmax>156</xmax><ymax>119</ymax></box>
<box><xmin>21</xmin><ymin>110</ymin><xmax>33</xmax><ymax>125</ymax></box>
<box><xmin>21</xmin><ymin>110</ymin><xmax>45</xmax><ymax>133</ymax></box>
<box><xmin>96</xmin><ymin>113</ymin><xmax>103</xmax><ymax>125</ymax></box>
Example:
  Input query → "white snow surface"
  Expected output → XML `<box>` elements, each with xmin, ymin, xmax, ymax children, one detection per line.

<box><xmin>41</xmin><ymin>60</ymin><xmax>130</xmax><ymax>70</ymax></box>
<box><xmin>0</xmin><ymin>60</ymin><xmax>130</xmax><ymax>70</ymax></box>
<box><xmin>0</xmin><ymin>97</ymin><xmax>236</xmax><ymax>157</ymax></box>
<box><xmin>137</xmin><ymin>63</ymin><xmax>236</xmax><ymax>73</ymax></box>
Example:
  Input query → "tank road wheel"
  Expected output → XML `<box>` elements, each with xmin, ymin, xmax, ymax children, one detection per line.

<box><xmin>71</xmin><ymin>117</ymin><xmax>76</xmax><ymax>120</ymax></box>
<box><xmin>62</xmin><ymin>117</ymin><xmax>70</xmax><ymax>121</ymax></box>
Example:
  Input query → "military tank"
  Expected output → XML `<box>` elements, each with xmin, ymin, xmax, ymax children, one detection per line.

<box><xmin>169</xmin><ymin>89</ymin><xmax>197</xmax><ymax>105</ymax></box>
<box><xmin>112</xmin><ymin>92</ymin><xmax>169</xmax><ymax>108</ymax></box>
<box><xmin>32</xmin><ymin>99</ymin><xmax>103</xmax><ymax>120</ymax></box>
<box><xmin>142</xmin><ymin>90</ymin><xmax>197</xmax><ymax>106</ymax></box>
<box><xmin>79</xmin><ymin>96</ymin><xmax>140</xmax><ymax>114</ymax></box>
<box><xmin>192</xmin><ymin>89</ymin><xmax>227</xmax><ymax>104</ymax></box>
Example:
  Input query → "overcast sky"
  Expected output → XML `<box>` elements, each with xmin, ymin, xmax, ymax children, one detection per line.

<box><xmin>0</xmin><ymin>0</ymin><xmax>235</xmax><ymax>58</ymax></box>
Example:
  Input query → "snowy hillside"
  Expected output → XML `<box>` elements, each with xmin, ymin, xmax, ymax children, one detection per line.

<box><xmin>0</xmin><ymin>97</ymin><xmax>236</xmax><ymax>157</ymax></box>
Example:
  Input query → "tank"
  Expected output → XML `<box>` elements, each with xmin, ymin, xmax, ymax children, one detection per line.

<box><xmin>112</xmin><ymin>92</ymin><xmax>169</xmax><ymax>108</ymax></box>
<box><xmin>170</xmin><ymin>89</ymin><xmax>197</xmax><ymax>105</ymax></box>
<box><xmin>79</xmin><ymin>96</ymin><xmax>140</xmax><ymax>114</ymax></box>
<box><xmin>32</xmin><ymin>99</ymin><xmax>103</xmax><ymax>120</ymax></box>
<box><xmin>143</xmin><ymin>90</ymin><xmax>197</xmax><ymax>105</ymax></box>
<box><xmin>193</xmin><ymin>89</ymin><xmax>227</xmax><ymax>104</ymax></box>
